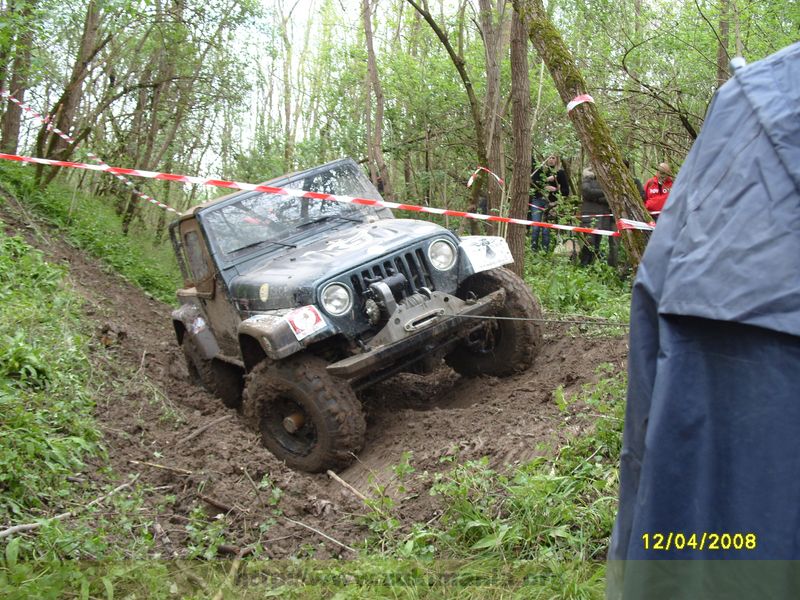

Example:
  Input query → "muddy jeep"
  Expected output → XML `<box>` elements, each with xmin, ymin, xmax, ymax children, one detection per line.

<box><xmin>170</xmin><ymin>158</ymin><xmax>543</xmax><ymax>472</ymax></box>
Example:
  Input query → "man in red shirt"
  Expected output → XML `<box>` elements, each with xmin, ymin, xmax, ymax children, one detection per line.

<box><xmin>644</xmin><ymin>162</ymin><xmax>673</xmax><ymax>212</ymax></box>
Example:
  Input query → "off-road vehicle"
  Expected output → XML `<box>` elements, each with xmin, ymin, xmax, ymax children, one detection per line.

<box><xmin>170</xmin><ymin>158</ymin><xmax>543</xmax><ymax>472</ymax></box>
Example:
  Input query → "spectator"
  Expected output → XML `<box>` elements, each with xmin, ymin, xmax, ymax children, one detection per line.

<box><xmin>529</xmin><ymin>154</ymin><xmax>569</xmax><ymax>251</ymax></box>
<box><xmin>643</xmin><ymin>162</ymin><xmax>673</xmax><ymax>213</ymax></box>
<box><xmin>578</xmin><ymin>167</ymin><xmax>618</xmax><ymax>267</ymax></box>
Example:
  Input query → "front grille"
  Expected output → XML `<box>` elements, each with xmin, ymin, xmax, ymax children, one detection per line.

<box><xmin>350</xmin><ymin>248</ymin><xmax>434</xmax><ymax>297</ymax></box>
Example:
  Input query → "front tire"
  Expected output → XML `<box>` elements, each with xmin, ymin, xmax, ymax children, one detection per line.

<box><xmin>445</xmin><ymin>268</ymin><xmax>543</xmax><ymax>377</ymax></box>
<box><xmin>243</xmin><ymin>355</ymin><xmax>366</xmax><ymax>472</ymax></box>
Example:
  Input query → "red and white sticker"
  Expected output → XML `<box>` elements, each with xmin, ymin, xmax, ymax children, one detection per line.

<box><xmin>285</xmin><ymin>306</ymin><xmax>327</xmax><ymax>341</ymax></box>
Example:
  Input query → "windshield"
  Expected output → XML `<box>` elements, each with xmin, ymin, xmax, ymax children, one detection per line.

<box><xmin>201</xmin><ymin>160</ymin><xmax>384</xmax><ymax>257</ymax></box>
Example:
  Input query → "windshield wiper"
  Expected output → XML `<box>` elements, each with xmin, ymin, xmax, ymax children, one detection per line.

<box><xmin>295</xmin><ymin>214</ymin><xmax>363</xmax><ymax>229</ymax></box>
<box><xmin>230</xmin><ymin>239</ymin><xmax>297</xmax><ymax>254</ymax></box>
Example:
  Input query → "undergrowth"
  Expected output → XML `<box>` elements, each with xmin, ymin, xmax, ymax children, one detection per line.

<box><xmin>524</xmin><ymin>249</ymin><xmax>631</xmax><ymax>323</ymax></box>
<box><xmin>0</xmin><ymin>226</ymin><xmax>157</xmax><ymax>587</ymax></box>
<box><xmin>348</xmin><ymin>365</ymin><xmax>626</xmax><ymax>598</ymax></box>
<box><xmin>0</xmin><ymin>162</ymin><xmax>181</xmax><ymax>304</ymax></box>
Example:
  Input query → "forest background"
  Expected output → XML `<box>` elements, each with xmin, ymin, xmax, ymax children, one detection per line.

<box><xmin>0</xmin><ymin>0</ymin><xmax>797</xmax><ymax>258</ymax></box>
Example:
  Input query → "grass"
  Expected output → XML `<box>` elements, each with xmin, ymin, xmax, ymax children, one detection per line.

<box><xmin>0</xmin><ymin>225</ymin><xmax>158</xmax><ymax>581</ymax></box>
<box><xmin>524</xmin><ymin>249</ymin><xmax>631</xmax><ymax>322</ymax></box>
<box><xmin>0</xmin><ymin>162</ymin><xmax>181</xmax><ymax>304</ymax></box>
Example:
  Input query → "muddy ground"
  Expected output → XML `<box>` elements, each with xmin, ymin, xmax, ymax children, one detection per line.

<box><xmin>2</xmin><ymin>196</ymin><xmax>628</xmax><ymax>559</ymax></box>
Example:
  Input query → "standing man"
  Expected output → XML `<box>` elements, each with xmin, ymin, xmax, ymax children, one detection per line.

<box><xmin>529</xmin><ymin>154</ymin><xmax>569</xmax><ymax>251</ymax></box>
<box><xmin>579</xmin><ymin>167</ymin><xmax>617</xmax><ymax>267</ymax></box>
<box><xmin>643</xmin><ymin>162</ymin><xmax>673</xmax><ymax>213</ymax></box>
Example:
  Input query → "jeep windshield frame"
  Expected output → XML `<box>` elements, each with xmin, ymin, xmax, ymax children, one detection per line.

<box><xmin>196</xmin><ymin>158</ymin><xmax>389</xmax><ymax>266</ymax></box>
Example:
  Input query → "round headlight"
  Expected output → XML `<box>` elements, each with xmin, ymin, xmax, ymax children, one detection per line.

<box><xmin>320</xmin><ymin>283</ymin><xmax>353</xmax><ymax>316</ymax></box>
<box><xmin>428</xmin><ymin>239</ymin><xmax>457</xmax><ymax>271</ymax></box>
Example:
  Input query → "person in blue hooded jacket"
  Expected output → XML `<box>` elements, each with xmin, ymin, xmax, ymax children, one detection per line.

<box><xmin>608</xmin><ymin>42</ymin><xmax>800</xmax><ymax>600</ymax></box>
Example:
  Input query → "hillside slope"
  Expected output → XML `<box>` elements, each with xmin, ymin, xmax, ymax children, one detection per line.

<box><xmin>1</xmin><ymin>196</ymin><xmax>628</xmax><ymax>559</ymax></box>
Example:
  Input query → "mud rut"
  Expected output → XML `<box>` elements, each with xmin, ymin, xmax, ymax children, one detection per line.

<box><xmin>2</xmin><ymin>199</ymin><xmax>628</xmax><ymax>559</ymax></box>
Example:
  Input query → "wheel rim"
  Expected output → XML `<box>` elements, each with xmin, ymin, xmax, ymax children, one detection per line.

<box><xmin>262</xmin><ymin>395</ymin><xmax>317</xmax><ymax>457</ymax></box>
<box><xmin>465</xmin><ymin>319</ymin><xmax>502</xmax><ymax>355</ymax></box>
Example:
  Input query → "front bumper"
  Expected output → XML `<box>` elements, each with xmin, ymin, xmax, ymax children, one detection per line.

<box><xmin>326</xmin><ymin>289</ymin><xmax>505</xmax><ymax>381</ymax></box>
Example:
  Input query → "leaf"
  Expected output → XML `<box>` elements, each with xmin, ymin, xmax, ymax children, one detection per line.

<box><xmin>5</xmin><ymin>536</ymin><xmax>20</xmax><ymax>569</ymax></box>
<box><xmin>101</xmin><ymin>576</ymin><xmax>114</xmax><ymax>600</ymax></box>
<box><xmin>470</xmin><ymin>524</ymin><xmax>511</xmax><ymax>550</ymax></box>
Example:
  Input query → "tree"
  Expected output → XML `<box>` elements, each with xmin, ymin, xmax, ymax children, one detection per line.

<box><xmin>35</xmin><ymin>0</ymin><xmax>107</xmax><ymax>186</ymax></box>
<box><xmin>0</xmin><ymin>0</ymin><xmax>36</xmax><ymax>154</ymax></box>
<box><xmin>513</xmin><ymin>0</ymin><xmax>651</xmax><ymax>266</ymax></box>
<box><xmin>406</xmin><ymin>0</ymin><xmax>489</xmax><ymax>233</ymax></box>
<box><xmin>362</xmin><ymin>0</ymin><xmax>393</xmax><ymax>199</ymax></box>
<box><xmin>477</xmin><ymin>0</ymin><xmax>507</xmax><ymax>225</ymax></box>
<box><xmin>507</xmin><ymin>6</ymin><xmax>532</xmax><ymax>276</ymax></box>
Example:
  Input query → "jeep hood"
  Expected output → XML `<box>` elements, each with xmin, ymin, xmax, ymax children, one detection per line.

<box><xmin>228</xmin><ymin>219</ymin><xmax>448</xmax><ymax>310</ymax></box>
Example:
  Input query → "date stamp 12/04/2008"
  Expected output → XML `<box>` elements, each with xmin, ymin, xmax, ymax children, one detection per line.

<box><xmin>642</xmin><ymin>532</ymin><xmax>757</xmax><ymax>551</ymax></box>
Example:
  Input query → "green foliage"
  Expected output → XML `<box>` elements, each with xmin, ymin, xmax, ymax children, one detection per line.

<box><xmin>185</xmin><ymin>506</ymin><xmax>229</xmax><ymax>561</ymax></box>
<box><xmin>0</xmin><ymin>224</ymin><xmax>156</xmax><ymax>596</ymax></box>
<box><xmin>0</xmin><ymin>227</ymin><xmax>99</xmax><ymax>521</ymax></box>
<box><xmin>0</xmin><ymin>163</ymin><xmax>181</xmax><ymax>303</ymax></box>
<box><xmin>524</xmin><ymin>249</ymin><xmax>631</xmax><ymax>321</ymax></box>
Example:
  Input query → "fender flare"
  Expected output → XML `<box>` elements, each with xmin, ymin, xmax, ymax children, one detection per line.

<box><xmin>237</xmin><ymin>313</ymin><xmax>304</xmax><ymax>365</ymax></box>
<box><xmin>171</xmin><ymin>303</ymin><xmax>220</xmax><ymax>360</ymax></box>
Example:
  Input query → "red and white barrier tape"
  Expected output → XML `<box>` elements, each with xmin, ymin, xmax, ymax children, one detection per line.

<box><xmin>566</xmin><ymin>94</ymin><xmax>595</xmax><ymax>113</ymax></box>
<box><xmin>528</xmin><ymin>203</ymin><xmax>658</xmax><ymax>229</ymax></box>
<box><xmin>618</xmin><ymin>217</ymin><xmax>655</xmax><ymax>231</ymax></box>
<box><xmin>0</xmin><ymin>90</ymin><xmax>179</xmax><ymax>214</ymax></box>
<box><xmin>467</xmin><ymin>166</ymin><xmax>504</xmax><ymax>189</ymax></box>
<box><xmin>0</xmin><ymin>152</ymin><xmax>659</xmax><ymax>236</ymax></box>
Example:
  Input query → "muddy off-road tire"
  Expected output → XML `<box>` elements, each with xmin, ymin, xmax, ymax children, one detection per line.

<box><xmin>182</xmin><ymin>336</ymin><xmax>243</xmax><ymax>408</ymax></box>
<box><xmin>445</xmin><ymin>267</ymin><xmax>543</xmax><ymax>377</ymax></box>
<box><xmin>243</xmin><ymin>355</ymin><xmax>366</xmax><ymax>473</ymax></box>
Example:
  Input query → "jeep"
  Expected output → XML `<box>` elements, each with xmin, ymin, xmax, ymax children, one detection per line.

<box><xmin>169</xmin><ymin>158</ymin><xmax>543</xmax><ymax>472</ymax></box>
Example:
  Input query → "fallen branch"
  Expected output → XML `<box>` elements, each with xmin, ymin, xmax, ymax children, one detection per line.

<box><xmin>326</xmin><ymin>469</ymin><xmax>388</xmax><ymax>517</ymax></box>
<box><xmin>198</xmin><ymin>493</ymin><xmax>248</xmax><ymax>515</ymax></box>
<box><xmin>283</xmin><ymin>516</ymin><xmax>356</xmax><ymax>554</ymax></box>
<box><xmin>175</xmin><ymin>414</ymin><xmax>233</xmax><ymax>447</ymax></box>
<box><xmin>0</xmin><ymin>475</ymin><xmax>140</xmax><ymax>539</ymax></box>
<box><xmin>326</xmin><ymin>469</ymin><xmax>370</xmax><ymax>503</ymax></box>
<box><xmin>128</xmin><ymin>460</ymin><xmax>193</xmax><ymax>475</ymax></box>
<box><xmin>217</xmin><ymin>544</ymin><xmax>254</xmax><ymax>556</ymax></box>
<box><xmin>242</xmin><ymin>467</ymin><xmax>260</xmax><ymax>495</ymax></box>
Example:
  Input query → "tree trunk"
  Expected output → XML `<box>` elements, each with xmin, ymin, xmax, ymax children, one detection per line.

<box><xmin>279</xmin><ymin>2</ymin><xmax>301</xmax><ymax>171</ymax></box>
<box><xmin>0</xmin><ymin>0</ymin><xmax>34</xmax><ymax>154</ymax></box>
<box><xmin>507</xmin><ymin>7</ymin><xmax>532</xmax><ymax>277</ymax></box>
<box><xmin>716</xmin><ymin>0</ymin><xmax>730</xmax><ymax>88</ymax></box>
<box><xmin>362</xmin><ymin>0</ymin><xmax>393</xmax><ymax>199</ymax></box>
<box><xmin>37</xmin><ymin>0</ymin><xmax>103</xmax><ymax>186</ymax></box>
<box><xmin>478</xmin><ymin>0</ymin><xmax>506</xmax><ymax>233</ymax></box>
<box><xmin>514</xmin><ymin>0</ymin><xmax>650</xmax><ymax>266</ymax></box>
<box><xmin>406</xmin><ymin>0</ymin><xmax>488</xmax><ymax>234</ymax></box>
